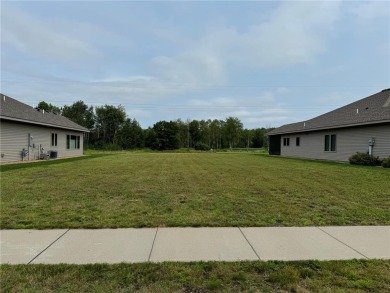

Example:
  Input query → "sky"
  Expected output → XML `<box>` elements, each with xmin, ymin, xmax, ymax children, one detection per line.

<box><xmin>1</xmin><ymin>0</ymin><xmax>389</xmax><ymax>129</ymax></box>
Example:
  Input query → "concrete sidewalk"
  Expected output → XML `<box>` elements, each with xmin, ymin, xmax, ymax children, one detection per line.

<box><xmin>1</xmin><ymin>226</ymin><xmax>389</xmax><ymax>264</ymax></box>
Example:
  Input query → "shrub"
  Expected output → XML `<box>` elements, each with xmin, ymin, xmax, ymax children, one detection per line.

<box><xmin>381</xmin><ymin>156</ymin><xmax>390</xmax><ymax>168</ymax></box>
<box><xmin>349</xmin><ymin>152</ymin><xmax>382</xmax><ymax>166</ymax></box>
<box><xmin>194</xmin><ymin>142</ymin><xmax>210</xmax><ymax>151</ymax></box>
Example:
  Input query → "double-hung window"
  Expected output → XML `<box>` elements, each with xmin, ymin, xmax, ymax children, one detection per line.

<box><xmin>324</xmin><ymin>134</ymin><xmax>336</xmax><ymax>152</ymax></box>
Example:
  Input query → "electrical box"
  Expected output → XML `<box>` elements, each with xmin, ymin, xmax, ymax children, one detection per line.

<box><xmin>368</xmin><ymin>138</ymin><xmax>375</xmax><ymax>146</ymax></box>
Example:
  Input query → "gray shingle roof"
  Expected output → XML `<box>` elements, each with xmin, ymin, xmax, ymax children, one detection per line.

<box><xmin>268</xmin><ymin>89</ymin><xmax>390</xmax><ymax>135</ymax></box>
<box><xmin>0</xmin><ymin>93</ymin><xmax>89</xmax><ymax>132</ymax></box>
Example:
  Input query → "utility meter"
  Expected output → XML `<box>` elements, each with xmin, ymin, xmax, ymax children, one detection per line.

<box><xmin>368</xmin><ymin>138</ymin><xmax>375</xmax><ymax>146</ymax></box>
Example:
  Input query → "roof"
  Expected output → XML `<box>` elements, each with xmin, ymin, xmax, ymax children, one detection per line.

<box><xmin>268</xmin><ymin>89</ymin><xmax>390</xmax><ymax>136</ymax></box>
<box><xmin>0</xmin><ymin>93</ymin><xmax>89</xmax><ymax>132</ymax></box>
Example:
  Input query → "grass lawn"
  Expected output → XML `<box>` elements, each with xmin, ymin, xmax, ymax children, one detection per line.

<box><xmin>1</xmin><ymin>260</ymin><xmax>389</xmax><ymax>292</ymax></box>
<box><xmin>1</xmin><ymin>151</ymin><xmax>389</xmax><ymax>228</ymax></box>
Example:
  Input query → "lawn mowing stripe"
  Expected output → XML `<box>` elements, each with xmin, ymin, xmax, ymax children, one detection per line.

<box><xmin>3</xmin><ymin>152</ymin><xmax>389</xmax><ymax>229</ymax></box>
<box><xmin>148</xmin><ymin>228</ymin><xmax>158</xmax><ymax>262</ymax></box>
<box><xmin>316</xmin><ymin>227</ymin><xmax>368</xmax><ymax>259</ymax></box>
<box><xmin>28</xmin><ymin>229</ymin><xmax>70</xmax><ymax>264</ymax></box>
<box><xmin>238</xmin><ymin>227</ymin><xmax>261</xmax><ymax>261</ymax></box>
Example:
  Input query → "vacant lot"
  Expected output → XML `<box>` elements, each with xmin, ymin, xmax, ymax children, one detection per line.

<box><xmin>2</xmin><ymin>260</ymin><xmax>390</xmax><ymax>292</ymax></box>
<box><xmin>1</xmin><ymin>152</ymin><xmax>389</xmax><ymax>228</ymax></box>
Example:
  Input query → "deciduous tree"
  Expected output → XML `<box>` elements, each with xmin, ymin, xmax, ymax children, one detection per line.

<box><xmin>95</xmin><ymin>105</ymin><xmax>126</xmax><ymax>144</ymax></box>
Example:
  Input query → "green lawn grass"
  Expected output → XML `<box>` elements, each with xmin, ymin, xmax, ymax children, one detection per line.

<box><xmin>1</xmin><ymin>260</ymin><xmax>389</xmax><ymax>292</ymax></box>
<box><xmin>1</xmin><ymin>152</ymin><xmax>389</xmax><ymax>228</ymax></box>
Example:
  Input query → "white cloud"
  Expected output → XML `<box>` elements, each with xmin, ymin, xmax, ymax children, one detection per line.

<box><xmin>2</xmin><ymin>6</ymin><xmax>100</xmax><ymax>64</ymax></box>
<box><xmin>184</xmin><ymin>90</ymin><xmax>293</xmax><ymax>128</ymax></box>
<box><xmin>1</xmin><ymin>1</ymin><xmax>353</xmax><ymax>129</ymax></box>
<box><xmin>350</xmin><ymin>1</ymin><xmax>390</xmax><ymax>21</ymax></box>
<box><xmin>149</xmin><ymin>1</ymin><xmax>341</xmax><ymax>89</ymax></box>
<box><xmin>125</xmin><ymin>109</ymin><xmax>152</xmax><ymax>120</ymax></box>
<box><xmin>235</xmin><ymin>1</ymin><xmax>341</xmax><ymax>67</ymax></box>
<box><xmin>151</xmin><ymin>52</ymin><xmax>226</xmax><ymax>86</ymax></box>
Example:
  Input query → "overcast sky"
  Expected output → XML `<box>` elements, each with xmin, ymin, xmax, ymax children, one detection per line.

<box><xmin>1</xmin><ymin>0</ymin><xmax>389</xmax><ymax>129</ymax></box>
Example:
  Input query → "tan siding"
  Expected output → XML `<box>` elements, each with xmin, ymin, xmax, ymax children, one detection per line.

<box><xmin>1</xmin><ymin>120</ymin><xmax>84</xmax><ymax>163</ymax></box>
<box><xmin>280</xmin><ymin>123</ymin><xmax>390</xmax><ymax>162</ymax></box>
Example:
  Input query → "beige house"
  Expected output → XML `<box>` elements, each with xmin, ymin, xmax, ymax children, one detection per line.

<box><xmin>0</xmin><ymin>94</ymin><xmax>88</xmax><ymax>163</ymax></box>
<box><xmin>268</xmin><ymin>89</ymin><xmax>390</xmax><ymax>162</ymax></box>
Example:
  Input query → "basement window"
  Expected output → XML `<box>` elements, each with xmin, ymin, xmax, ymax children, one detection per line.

<box><xmin>66</xmin><ymin>135</ymin><xmax>80</xmax><ymax>149</ymax></box>
<box><xmin>283</xmin><ymin>137</ymin><xmax>290</xmax><ymax>146</ymax></box>
<box><xmin>324</xmin><ymin>134</ymin><xmax>336</xmax><ymax>152</ymax></box>
<box><xmin>51</xmin><ymin>133</ymin><xmax>57</xmax><ymax>147</ymax></box>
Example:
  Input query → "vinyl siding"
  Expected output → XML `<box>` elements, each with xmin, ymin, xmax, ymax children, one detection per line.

<box><xmin>280</xmin><ymin>123</ymin><xmax>390</xmax><ymax>162</ymax></box>
<box><xmin>0</xmin><ymin>120</ymin><xmax>84</xmax><ymax>163</ymax></box>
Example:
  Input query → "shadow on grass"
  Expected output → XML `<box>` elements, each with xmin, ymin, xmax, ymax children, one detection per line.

<box><xmin>0</xmin><ymin>154</ymin><xmax>112</xmax><ymax>172</ymax></box>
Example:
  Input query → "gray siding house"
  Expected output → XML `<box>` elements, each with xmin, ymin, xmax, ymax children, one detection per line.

<box><xmin>268</xmin><ymin>89</ymin><xmax>390</xmax><ymax>162</ymax></box>
<box><xmin>0</xmin><ymin>94</ymin><xmax>88</xmax><ymax>163</ymax></box>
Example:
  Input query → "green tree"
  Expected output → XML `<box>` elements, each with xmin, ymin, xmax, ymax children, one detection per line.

<box><xmin>209</xmin><ymin>119</ymin><xmax>224</xmax><ymax>149</ymax></box>
<box><xmin>62</xmin><ymin>101</ymin><xmax>95</xmax><ymax>129</ymax></box>
<box><xmin>176</xmin><ymin>119</ymin><xmax>190</xmax><ymax>148</ymax></box>
<box><xmin>150</xmin><ymin>120</ymin><xmax>180</xmax><ymax>150</ymax></box>
<box><xmin>240</xmin><ymin>129</ymin><xmax>253</xmax><ymax>148</ymax></box>
<box><xmin>189</xmin><ymin>120</ymin><xmax>201</xmax><ymax>147</ymax></box>
<box><xmin>224</xmin><ymin>117</ymin><xmax>243</xmax><ymax>149</ymax></box>
<box><xmin>144</xmin><ymin>127</ymin><xmax>156</xmax><ymax>149</ymax></box>
<box><xmin>36</xmin><ymin>101</ymin><xmax>61</xmax><ymax>114</ymax></box>
<box><xmin>95</xmin><ymin>105</ymin><xmax>126</xmax><ymax>145</ymax></box>
<box><xmin>116</xmin><ymin>118</ymin><xmax>144</xmax><ymax>149</ymax></box>
<box><xmin>252</xmin><ymin>128</ymin><xmax>266</xmax><ymax>148</ymax></box>
<box><xmin>199</xmin><ymin>119</ymin><xmax>210</xmax><ymax>147</ymax></box>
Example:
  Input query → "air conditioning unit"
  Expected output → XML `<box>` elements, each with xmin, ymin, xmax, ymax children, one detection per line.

<box><xmin>49</xmin><ymin>151</ymin><xmax>58</xmax><ymax>159</ymax></box>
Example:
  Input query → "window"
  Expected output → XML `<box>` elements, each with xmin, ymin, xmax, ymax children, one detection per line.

<box><xmin>296</xmin><ymin>137</ymin><xmax>300</xmax><ymax>146</ymax></box>
<box><xmin>283</xmin><ymin>137</ymin><xmax>290</xmax><ymax>146</ymax></box>
<box><xmin>324</xmin><ymin>134</ymin><xmax>336</xmax><ymax>152</ymax></box>
<box><xmin>51</xmin><ymin>133</ymin><xmax>57</xmax><ymax>146</ymax></box>
<box><xmin>66</xmin><ymin>135</ymin><xmax>80</xmax><ymax>149</ymax></box>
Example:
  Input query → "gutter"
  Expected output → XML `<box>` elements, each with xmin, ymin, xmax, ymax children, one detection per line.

<box><xmin>267</xmin><ymin>120</ymin><xmax>390</xmax><ymax>136</ymax></box>
<box><xmin>0</xmin><ymin>116</ymin><xmax>90</xmax><ymax>133</ymax></box>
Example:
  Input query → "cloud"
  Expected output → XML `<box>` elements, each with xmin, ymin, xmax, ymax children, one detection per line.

<box><xmin>2</xmin><ymin>5</ymin><xmax>100</xmax><ymax>64</ymax></box>
<box><xmin>151</xmin><ymin>1</ymin><xmax>341</xmax><ymax>86</ymax></box>
<box><xmin>239</xmin><ymin>1</ymin><xmax>341</xmax><ymax>67</ymax></box>
<box><xmin>350</xmin><ymin>1</ymin><xmax>390</xmax><ymax>21</ymax></box>
<box><xmin>1</xmin><ymin>1</ymin><xmax>351</xmax><ymax>129</ymax></box>
<box><xmin>151</xmin><ymin>52</ymin><xmax>227</xmax><ymax>87</ymax></box>
<box><xmin>125</xmin><ymin>109</ymin><xmax>152</xmax><ymax>120</ymax></box>
<box><xmin>185</xmin><ymin>90</ymin><xmax>293</xmax><ymax>128</ymax></box>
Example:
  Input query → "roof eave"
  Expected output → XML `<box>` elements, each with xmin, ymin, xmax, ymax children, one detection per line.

<box><xmin>268</xmin><ymin>119</ymin><xmax>390</xmax><ymax>136</ymax></box>
<box><xmin>0</xmin><ymin>116</ymin><xmax>90</xmax><ymax>132</ymax></box>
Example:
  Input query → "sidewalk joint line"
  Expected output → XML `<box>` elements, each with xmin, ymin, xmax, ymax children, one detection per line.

<box><xmin>238</xmin><ymin>227</ymin><xmax>261</xmax><ymax>261</ymax></box>
<box><xmin>316</xmin><ymin>227</ymin><xmax>368</xmax><ymax>259</ymax></box>
<box><xmin>148</xmin><ymin>228</ymin><xmax>158</xmax><ymax>262</ymax></box>
<box><xmin>28</xmin><ymin>229</ymin><xmax>70</xmax><ymax>264</ymax></box>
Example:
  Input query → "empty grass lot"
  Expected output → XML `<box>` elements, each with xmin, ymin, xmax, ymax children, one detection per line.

<box><xmin>1</xmin><ymin>152</ymin><xmax>389</xmax><ymax>229</ymax></box>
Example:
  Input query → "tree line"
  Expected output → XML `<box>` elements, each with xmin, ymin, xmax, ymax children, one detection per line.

<box><xmin>36</xmin><ymin>100</ymin><xmax>272</xmax><ymax>151</ymax></box>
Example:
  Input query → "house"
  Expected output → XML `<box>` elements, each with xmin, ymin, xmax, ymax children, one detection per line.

<box><xmin>0</xmin><ymin>93</ymin><xmax>89</xmax><ymax>163</ymax></box>
<box><xmin>267</xmin><ymin>89</ymin><xmax>390</xmax><ymax>162</ymax></box>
